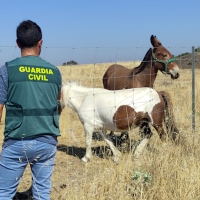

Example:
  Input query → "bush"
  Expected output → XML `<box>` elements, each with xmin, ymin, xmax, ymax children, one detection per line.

<box><xmin>195</xmin><ymin>47</ymin><xmax>200</xmax><ymax>52</ymax></box>
<box><xmin>62</xmin><ymin>60</ymin><xmax>78</xmax><ymax>66</ymax></box>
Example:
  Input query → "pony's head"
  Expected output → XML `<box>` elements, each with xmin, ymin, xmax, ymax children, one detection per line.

<box><xmin>58</xmin><ymin>84</ymin><xmax>66</xmax><ymax>113</ymax></box>
<box><xmin>59</xmin><ymin>81</ymin><xmax>84</xmax><ymax>111</ymax></box>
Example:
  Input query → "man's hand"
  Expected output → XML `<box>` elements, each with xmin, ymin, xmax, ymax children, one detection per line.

<box><xmin>57</xmin><ymin>91</ymin><xmax>64</xmax><ymax>115</ymax></box>
<box><xmin>0</xmin><ymin>104</ymin><xmax>4</xmax><ymax>123</ymax></box>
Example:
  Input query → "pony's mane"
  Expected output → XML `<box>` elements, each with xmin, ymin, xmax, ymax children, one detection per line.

<box><xmin>63</xmin><ymin>81</ymin><xmax>82</xmax><ymax>87</ymax></box>
<box><xmin>63</xmin><ymin>81</ymin><xmax>90</xmax><ymax>90</ymax></box>
<box><xmin>132</xmin><ymin>48</ymin><xmax>153</xmax><ymax>75</ymax></box>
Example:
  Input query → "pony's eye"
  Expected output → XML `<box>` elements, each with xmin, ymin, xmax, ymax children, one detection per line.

<box><xmin>163</xmin><ymin>54</ymin><xmax>167</xmax><ymax>57</ymax></box>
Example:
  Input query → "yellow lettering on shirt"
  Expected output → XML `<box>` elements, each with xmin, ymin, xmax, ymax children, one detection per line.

<box><xmin>19</xmin><ymin>66</ymin><xmax>54</xmax><ymax>82</ymax></box>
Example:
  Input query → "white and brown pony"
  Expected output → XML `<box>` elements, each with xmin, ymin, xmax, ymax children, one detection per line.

<box><xmin>61</xmin><ymin>82</ymin><xmax>167</xmax><ymax>163</ymax></box>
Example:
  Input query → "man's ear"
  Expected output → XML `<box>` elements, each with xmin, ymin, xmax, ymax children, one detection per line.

<box><xmin>38</xmin><ymin>39</ymin><xmax>43</xmax><ymax>47</ymax></box>
<box><xmin>16</xmin><ymin>39</ymin><xmax>21</xmax><ymax>48</ymax></box>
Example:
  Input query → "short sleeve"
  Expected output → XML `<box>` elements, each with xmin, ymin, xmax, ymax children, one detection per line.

<box><xmin>0</xmin><ymin>65</ymin><xmax>8</xmax><ymax>104</ymax></box>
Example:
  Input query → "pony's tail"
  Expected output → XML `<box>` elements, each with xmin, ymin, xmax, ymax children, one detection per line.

<box><xmin>160</xmin><ymin>91</ymin><xmax>180</xmax><ymax>143</ymax></box>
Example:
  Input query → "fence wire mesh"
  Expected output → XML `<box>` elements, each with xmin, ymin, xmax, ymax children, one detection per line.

<box><xmin>0</xmin><ymin>46</ymin><xmax>199</xmax><ymax>200</ymax></box>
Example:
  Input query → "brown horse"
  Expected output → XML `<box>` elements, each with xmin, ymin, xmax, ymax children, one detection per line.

<box><xmin>103</xmin><ymin>35</ymin><xmax>180</xmax><ymax>143</ymax></box>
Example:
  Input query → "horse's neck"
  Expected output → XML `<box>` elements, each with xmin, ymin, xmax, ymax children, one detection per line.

<box><xmin>136</xmin><ymin>66</ymin><xmax>157</xmax><ymax>87</ymax></box>
<box><xmin>132</xmin><ymin>51</ymin><xmax>158</xmax><ymax>87</ymax></box>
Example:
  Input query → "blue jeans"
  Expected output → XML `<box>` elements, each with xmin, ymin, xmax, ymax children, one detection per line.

<box><xmin>0</xmin><ymin>139</ymin><xmax>56</xmax><ymax>200</ymax></box>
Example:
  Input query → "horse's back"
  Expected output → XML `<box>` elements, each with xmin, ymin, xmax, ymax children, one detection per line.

<box><xmin>103</xmin><ymin>64</ymin><xmax>132</xmax><ymax>89</ymax></box>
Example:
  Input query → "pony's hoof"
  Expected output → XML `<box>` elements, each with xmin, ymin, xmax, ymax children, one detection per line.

<box><xmin>113</xmin><ymin>157</ymin><xmax>120</xmax><ymax>164</ymax></box>
<box><xmin>81</xmin><ymin>156</ymin><xmax>90</xmax><ymax>163</ymax></box>
<box><xmin>172</xmin><ymin>132</ymin><xmax>180</xmax><ymax>144</ymax></box>
<box><xmin>113</xmin><ymin>153</ymin><xmax>121</xmax><ymax>164</ymax></box>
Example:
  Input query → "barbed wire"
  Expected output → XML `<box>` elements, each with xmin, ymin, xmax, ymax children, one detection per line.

<box><xmin>0</xmin><ymin>45</ymin><xmax>195</xmax><ymax>67</ymax></box>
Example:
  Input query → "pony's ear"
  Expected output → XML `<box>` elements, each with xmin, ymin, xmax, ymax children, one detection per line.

<box><xmin>150</xmin><ymin>35</ymin><xmax>162</xmax><ymax>47</ymax></box>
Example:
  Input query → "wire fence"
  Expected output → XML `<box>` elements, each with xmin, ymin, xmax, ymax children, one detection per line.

<box><xmin>0</xmin><ymin>45</ymin><xmax>200</xmax><ymax>199</ymax></box>
<box><xmin>0</xmin><ymin>45</ymin><xmax>195</xmax><ymax>66</ymax></box>
<box><xmin>0</xmin><ymin>45</ymin><xmax>199</xmax><ymax>142</ymax></box>
<box><xmin>0</xmin><ymin>46</ymin><xmax>200</xmax><ymax>126</ymax></box>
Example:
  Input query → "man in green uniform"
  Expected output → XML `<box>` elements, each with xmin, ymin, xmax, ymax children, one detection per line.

<box><xmin>0</xmin><ymin>20</ymin><xmax>62</xmax><ymax>200</ymax></box>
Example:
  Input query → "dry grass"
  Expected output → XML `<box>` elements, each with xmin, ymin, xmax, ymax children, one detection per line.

<box><xmin>1</xmin><ymin>61</ymin><xmax>200</xmax><ymax>200</ymax></box>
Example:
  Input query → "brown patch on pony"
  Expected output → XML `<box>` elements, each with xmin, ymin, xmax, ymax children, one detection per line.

<box><xmin>157</xmin><ymin>91</ymin><xmax>179</xmax><ymax>142</ymax></box>
<box><xmin>151</xmin><ymin>91</ymin><xmax>179</xmax><ymax>142</ymax></box>
<box><xmin>151</xmin><ymin>93</ymin><xmax>166</xmax><ymax>141</ymax></box>
<box><xmin>113</xmin><ymin>105</ymin><xmax>151</xmax><ymax>130</ymax></box>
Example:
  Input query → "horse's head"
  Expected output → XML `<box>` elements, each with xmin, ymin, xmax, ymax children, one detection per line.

<box><xmin>150</xmin><ymin>35</ymin><xmax>180</xmax><ymax>79</ymax></box>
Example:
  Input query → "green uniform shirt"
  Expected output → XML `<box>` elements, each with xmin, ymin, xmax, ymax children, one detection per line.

<box><xmin>5</xmin><ymin>56</ymin><xmax>62</xmax><ymax>139</ymax></box>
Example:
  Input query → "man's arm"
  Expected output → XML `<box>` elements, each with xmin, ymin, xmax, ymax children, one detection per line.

<box><xmin>0</xmin><ymin>104</ymin><xmax>4</xmax><ymax>123</ymax></box>
<box><xmin>0</xmin><ymin>65</ymin><xmax>8</xmax><ymax>123</ymax></box>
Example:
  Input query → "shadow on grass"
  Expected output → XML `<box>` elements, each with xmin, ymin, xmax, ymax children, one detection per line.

<box><xmin>57</xmin><ymin>144</ymin><xmax>114</xmax><ymax>160</ymax></box>
<box><xmin>13</xmin><ymin>187</ymin><xmax>33</xmax><ymax>200</ymax></box>
<box><xmin>57</xmin><ymin>131</ymin><xmax>135</xmax><ymax>160</ymax></box>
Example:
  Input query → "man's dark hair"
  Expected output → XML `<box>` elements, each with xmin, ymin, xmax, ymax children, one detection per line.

<box><xmin>16</xmin><ymin>20</ymin><xmax>42</xmax><ymax>48</ymax></box>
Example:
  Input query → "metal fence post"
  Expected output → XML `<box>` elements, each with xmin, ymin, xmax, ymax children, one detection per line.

<box><xmin>192</xmin><ymin>46</ymin><xmax>195</xmax><ymax>145</ymax></box>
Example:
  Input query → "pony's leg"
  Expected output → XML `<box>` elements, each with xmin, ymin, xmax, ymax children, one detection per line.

<box><xmin>153</xmin><ymin>124</ymin><xmax>167</xmax><ymax>142</ymax></box>
<box><xmin>132</xmin><ymin>123</ymin><xmax>152</xmax><ymax>153</ymax></box>
<box><xmin>134</xmin><ymin>123</ymin><xmax>151</xmax><ymax>160</ymax></box>
<box><xmin>119</xmin><ymin>132</ymin><xmax>130</xmax><ymax>152</ymax></box>
<box><xmin>139</xmin><ymin>123</ymin><xmax>152</xmax><ymax>139</ymax></box>
<box><xmin>159</xmin><ymin>91</ymin><xmax>180</xmax><ymax>143</ymax></box>
<box><xmin>164</xmin><ymin>109</ymin><xmax>180</xmax><ymax>143</ymax></box>
<box><xmin>82</xmin><ymin>124</ymin><xmax>94</xmax><ymax>163</ymax></box>
<box><xmin>151</xmin><ymin>94</ymin><xmax>167</xmax><ymax>142</ymax></box>
<box><xmin>98</xmin><ymin>130</ymin><xmax>122</xmax><ymax>163</ymax></box>
<box><xmin>107</xmin><ymin>131</ymin><xmax>129</xmax><ymax>148</ymax></box>
<box><xmin>134</xmin><ymin>138</ymin><xmax>149</xmax><ymax>159</ymax></box>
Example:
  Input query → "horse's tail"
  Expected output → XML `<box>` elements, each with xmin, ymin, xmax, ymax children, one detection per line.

<box><xmin>160</xmin><ymin>91</ymin><xmax>180</xmax><ymax>143</ymax></box>
<box><xmin>102</xmin><ymin>72</ymin><xmax>108</xmax><ymax>89</ymax></box>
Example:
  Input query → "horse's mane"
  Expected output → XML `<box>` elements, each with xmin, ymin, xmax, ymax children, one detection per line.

<box><xmin>132</xmin><ymin>48</ymin><xmax>153</xmax><ymax>75</ymax></box>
